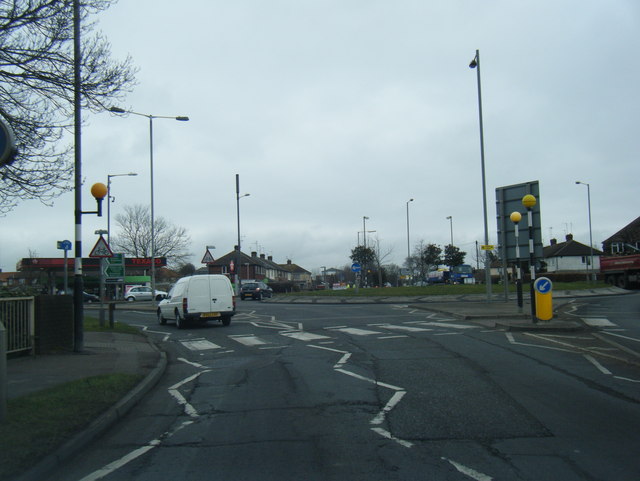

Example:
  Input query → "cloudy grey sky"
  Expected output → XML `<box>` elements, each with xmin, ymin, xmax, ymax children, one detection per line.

<box><xmin>1</xmin><ymin>0</ymin><xmax>639</xmax><ymax>274</ymax></box>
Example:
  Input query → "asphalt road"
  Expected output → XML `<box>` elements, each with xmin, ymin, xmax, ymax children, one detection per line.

<box><xmin>49</xmin><ymin>296</ymin><xmax>640</xmax><ymax>481</ymax></box>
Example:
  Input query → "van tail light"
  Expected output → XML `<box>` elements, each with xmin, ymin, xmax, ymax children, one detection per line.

<box><xmin>232</xmin><ymin>295</ymin><xmax>236</xmax><ymax>311</ymax></box>
<box><xmin>183</xmin><ymin>297</ymin><xmax>188</xmax><ymax>315</ymax></box>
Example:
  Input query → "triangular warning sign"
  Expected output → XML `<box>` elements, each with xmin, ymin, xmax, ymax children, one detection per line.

<box><xmin>201</xmin><ymin>249</ymin><xmax>215</xmax><ymax>264</ymax></box>
<box><xmin>89</xmin><ymin>235</ymin><xmax>113</xmax><ymax>258</ymax></box>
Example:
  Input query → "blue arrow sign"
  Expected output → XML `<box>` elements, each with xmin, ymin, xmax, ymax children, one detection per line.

<box><xmin>57</xmin><ymin>240</ymin><xmax>72</xmax><ymax>251</ymax></box>
<box><xmin>534</xmin><ymin>277</ymin><xmax>552</xmax><ymax>294</ymax></box>
<box><xmin>351</xmin><ymin>262</ymin><xmax>361</xmax><ymax>273</ymax></box>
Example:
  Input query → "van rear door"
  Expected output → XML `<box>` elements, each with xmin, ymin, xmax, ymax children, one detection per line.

<box><xmin>211</xmin><ymin>276</ymin><xmax>234</xmax><ymax>312</ymax></box>
<box><xmin>186</xmin><ymin>276</ymin><xmax>213</xmax><ymax>315</ymax></box>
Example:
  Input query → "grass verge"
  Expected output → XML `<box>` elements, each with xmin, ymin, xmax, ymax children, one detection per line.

<box><xmin>83</xmin><ymin>315</ymin><xmax>143</xmax><ymax>334</ymax></box>
<box><xmin>0</xmin><ymin>373</ymin><xmax>142</xmax><ymax>480</ymax></box>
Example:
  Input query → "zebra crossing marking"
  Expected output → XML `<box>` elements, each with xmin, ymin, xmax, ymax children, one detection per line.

<box><xmin>581</xmin><ymin>317</ymin><xmax>617</xmax><ymax>327</ymax></box>
<box><xmin>179</xmin><ymin>338</ymin><xmax>222</xmax><ymax>351</ymax></box>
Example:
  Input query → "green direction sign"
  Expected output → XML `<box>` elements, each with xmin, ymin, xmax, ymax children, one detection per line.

<box><xmin>104</xmin><ymin>253</ymin><xmax>125</xmax><ymax>282</ymax></box>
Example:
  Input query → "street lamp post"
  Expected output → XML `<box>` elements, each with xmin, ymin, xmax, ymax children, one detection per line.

<box><xmin>406</xmin><ymin>199</ymin><xmax>414</xmax><ymax>260</ymax></box>
<box><xmin>446</xmin><ymin>216</ymin><xmax>454</xmax><ymax>247</ymax></box>
<box><xmin>575</xmin><ymin>181</ymin><xmax>595</xmax><ymax>282</ymax></box>
<box><xmin>363</xmin><ymin>216</ymin><xmax>369</xmax><ymax>287</ymax></box>
<box><xmin>109</xmin><ymin>107</ymin><xmax>189</xmax><ymax>306</ymax></box>
<box><xmin>469</xmin><ymin>49</ymin><xmax>492</xmax><ymax>301</ymax></box>
<box><xmin>107</xmin><ymin>172</ymin><xmax>137</xmax><ymax>243</ymax></box>
<box><xmin>236</xmin><ymin>174</ymin><xmax>250</xmax><ymax>294</ymax></box>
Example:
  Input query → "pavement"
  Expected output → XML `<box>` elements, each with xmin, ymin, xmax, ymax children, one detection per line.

<box><xmin>4</xmin><ymin>286</ymin><xmax>631</xmax><ymax>480</ymax></box>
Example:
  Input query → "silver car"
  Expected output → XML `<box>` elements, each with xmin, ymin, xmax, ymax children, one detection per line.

<box><xmin>125</xmin><ymin>286</ymin><xmax>167</xmax><ymax>302</ymax></box>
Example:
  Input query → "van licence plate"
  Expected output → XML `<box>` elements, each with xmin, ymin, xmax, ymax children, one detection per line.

<box><xmin>200</xmin><ymin>312</ymin><xmax>220</xmax><ymax>318</ymax></box>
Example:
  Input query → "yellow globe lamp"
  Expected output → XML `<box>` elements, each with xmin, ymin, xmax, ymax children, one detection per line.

<box><xmin>510</xmin><ymin>211</ymin><xmax>522</xmax><ymax>224</ymax></box>
<box><xmin>522</xmin><ymin>194</ymin><xmax>536</xmax><ymax>209</ymax></box>
<box><xmin>91</xmin><ymin>182</ymin><xmax>108</xmax><ymax>200</ymax></box>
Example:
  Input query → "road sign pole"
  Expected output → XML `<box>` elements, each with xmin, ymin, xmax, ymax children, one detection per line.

<box><xmin>99</xmin><ymin>257</ymin><xmax>106</xmax><ymax>327</ymax></box>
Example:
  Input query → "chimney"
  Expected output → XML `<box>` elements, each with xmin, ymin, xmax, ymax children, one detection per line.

<box><xmin>268</xmin><ymin>256</ymin><xmax>273</xmax><ymax>261</ymax></box>
<box><xmin>565</xmin><ymin>234</ymin><xmax>573</xmax><ymax>242</ymax></box>
<box><xmin>251</xmin><ymin>251</ymin><xmax>257</xmax><ymax>257</ymax></box>
<box><xmin>550</xmin><ymin>238</ymin><xmax>557</xmax><ymax>246</ymax></box>
<box><xmin>287</xmin><ymin>259</ymin><xmax>292</xmax><ymax>265</ymax></box>
<box><xmin>260</xmin><ymin>254</ymin><xmax>265</xmax><ymax>259</ymax></box>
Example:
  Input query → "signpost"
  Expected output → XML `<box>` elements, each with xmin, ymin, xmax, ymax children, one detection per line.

<box><xmin>351</xmin><ymin>263</ymin><xmax>361</xmax><ymax>294</ymax></box>
<box><xmin>89</xmin><ymin>232</ymin><xmax>112</xmax><ymax>327</ymax></box>
<box><xmin>57</xmin><ymin>240</ymin><xmax>72</xmax><ymax>294</ymax></box>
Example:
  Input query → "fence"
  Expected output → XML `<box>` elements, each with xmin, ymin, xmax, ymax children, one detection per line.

<box><xmin>0</xmin><ymin>297</ymin><xmax>35</xmax><ymax>355</ymax></box>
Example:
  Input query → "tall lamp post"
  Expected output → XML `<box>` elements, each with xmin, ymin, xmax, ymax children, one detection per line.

<box><xmin>446</xmin><ymin>215</ymin><xmax>454</xmax><ymax>247</ymax></box>
<box><xmin>406</xmin><ymin>199</ymin><xmax>414</xmax><ymax>260</ymax></box>
<box><xmin>107</xmin><ymin>172</ymin><xmax>137</xmax><ymax>243</ymax></box>
<box><xmin>236</xmin><ymin>174</ymin><xmax>250</xmax><ymax>294</ymax></box>
<box><xmin>109</xmin><ymin>107</ymin><xmax>189</xmax><ymax>306</ymax></box>
<box><xmin>469</xmin><ymin>49</ymin><xmax>492</xmax><ymax>300</ymax></box>
<box><xmin>575</xmin><ymin>181</ymin><xmax>595</xmax><ymax>282</ymax></box>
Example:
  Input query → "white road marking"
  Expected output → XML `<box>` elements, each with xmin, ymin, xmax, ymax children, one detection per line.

<box><xmin>369</xmin><ymin>323</ymin><xmax>432</xmax><ymax>332</ymax></box>
<box><xmin>584</xmin><ymin>354</ymin><xmax>612</xmax><ymax>375</ymax></box>
<box><xmin>443</xmin><ymin>457</ymin><xmax>493</xmax><ymax>481</ymax></box>
<box><xmin>177</xmin><ymin>357</ymin><xmax>206</xmax><ymax>368</ymax></box>
<box><xmin>370</xmin><ymin>391</ymin><xmax>406</xmax><ymax>425</ymax></box>
<box><xmin>180</xmin><ymin>338</ymin><xmax>221</xmax><ymax>351</ymax></box>
<box><xmin>506</xmin><ymin>333</ymin><xmax>576</xmax><ymax>353</ymax></box>
<box><xmin>601</xmin><ymin>331</ymin><xmax>640</xmax><ymax>343</ymax></box>
<box><xmin>168</xmin><ymin>371</ymin><xmax>211</xmax><ymax>418</ymax></box>
<box><xmin>371</xmin><ymin>427</ymin><xmax>414</xmax><ymax>448</ymax></box>
<box><xmin>308</xmin><ymin>344</ymin><xmax>349</xmax><ymax>354</ymax></box>
<box><xmin>334</xmin><ymin>368</ymin><xmax>403</xmax><ymax>391</ymax></box>
<box><xmin>581</xmin><ymin>317</ymin><xmax>617</xmax><ymax>327</ymax></box>
<box><xmin>377</xmin><ymin>335</ymin><xmax>408</xmax><ymax>339</ymax></box>
<box><xmin>614</xmin><ymin>376</ymin><xmax>640</xmax><ymax>383</ymax></box>
<box><xmin>328</xmin><ymin>327</ymin><xmax>381</xmax><ymax>336</ymax></box>
<box><xmin>281</xmin><ymin>331</ymin><xmax>331</xmax><ymax>341</ymax></box>
<box><xmin>229</xmin><ymin>334</ymin><xmax>268</xmax><ymax>346</ymax></box>
<box><xmin>78</xmin><ymin>440</ymin><xmax>161</xmax><ymax>481</ymax></box>
<box><xmin>418</xmin><ymin>321</ymin><xmax>477</xmax><ymax>329</ymax></box>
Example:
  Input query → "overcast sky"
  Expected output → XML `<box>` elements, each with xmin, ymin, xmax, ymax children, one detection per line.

<box><xmin>1</xmin><ymin>0</ymin><xmax>639</xmax><ymax>274</ymax></box>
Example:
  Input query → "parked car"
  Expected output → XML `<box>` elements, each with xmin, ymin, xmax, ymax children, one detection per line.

<box><xmin>240</xmin><ymin>281</ymin><xmax>273</xmax><ymax>300</ymax></box>
<box><xmin>157</xmin><ymin>274</ymin><xmax>235</xmax><ymax>329</ymax></box>
<box><xmin>125</xmin><ymin>286</ymin><xmax>168</xmax><ymax>302</ymax></box>
<box><xmin>83</xmin><ymin>291</ymin><xmax>100</xmax><ymax>303</ymax></box>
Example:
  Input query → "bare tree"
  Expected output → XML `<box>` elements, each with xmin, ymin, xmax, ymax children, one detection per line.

<box><xmin>0</xmin><ymin>0</ymin><xmax>137</xmax><ymax>214</ymax></box>
<box><xmin>111</xmin><ymin>205</ymin><xmax>192</xmax><ymax>269</ymax></box>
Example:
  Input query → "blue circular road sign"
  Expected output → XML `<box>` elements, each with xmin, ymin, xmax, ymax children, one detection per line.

<box><xmin>534</xmin><ymin>277</ymin><xmax>553</xmax><ymax>294</ymax></box>
<box><xmin>351</xmin><ymin>262</ymin><xmax>362</xmax><ymax>273</ymax></box>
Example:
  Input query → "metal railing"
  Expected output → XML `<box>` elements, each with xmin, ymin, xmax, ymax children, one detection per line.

<box><xmin>0</xmin><ymin>297</ymin><xmax>35</xmax><ymax>355</ymax></box>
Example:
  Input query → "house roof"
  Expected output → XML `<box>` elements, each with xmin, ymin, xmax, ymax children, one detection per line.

<box><xmin>279</xmin><ymin>262</ymin><xmax>311</xmax><ymax>275</ymax></box>
<box><xmin>543</xmin><ymin>235</ymin><xmax>603</xmax><ymax>258</ymax></box>
<box><xmin>602</xmin><ymin>216</ymin><xmax>640</xmax><ymax>244</ymax></box>
<box><xmin>208</xmin><ymin>251</ymin><xmax>289</xmax><ymax>273</ymax></box>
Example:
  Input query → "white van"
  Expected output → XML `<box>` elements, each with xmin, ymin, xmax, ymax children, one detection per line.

<box><xmin>157</xmin><ymin>274</ymin><xmax>236</xmax><ymax>329</ymax></box>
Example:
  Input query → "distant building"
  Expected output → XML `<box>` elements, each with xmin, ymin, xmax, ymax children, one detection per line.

<box><xmin>279</xmin><ymin>260</ymin><xmax>312</xmax><ymax>290</ymax></box>
<box><xmin>543</xmin><ymin>234</ymin><xmax>603</xmax><ymax>273</ymax></box>
<box><xmin>601</xmin><ymin>216</ymin><xmax>640</xmax><ymax>256</ymax></box>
